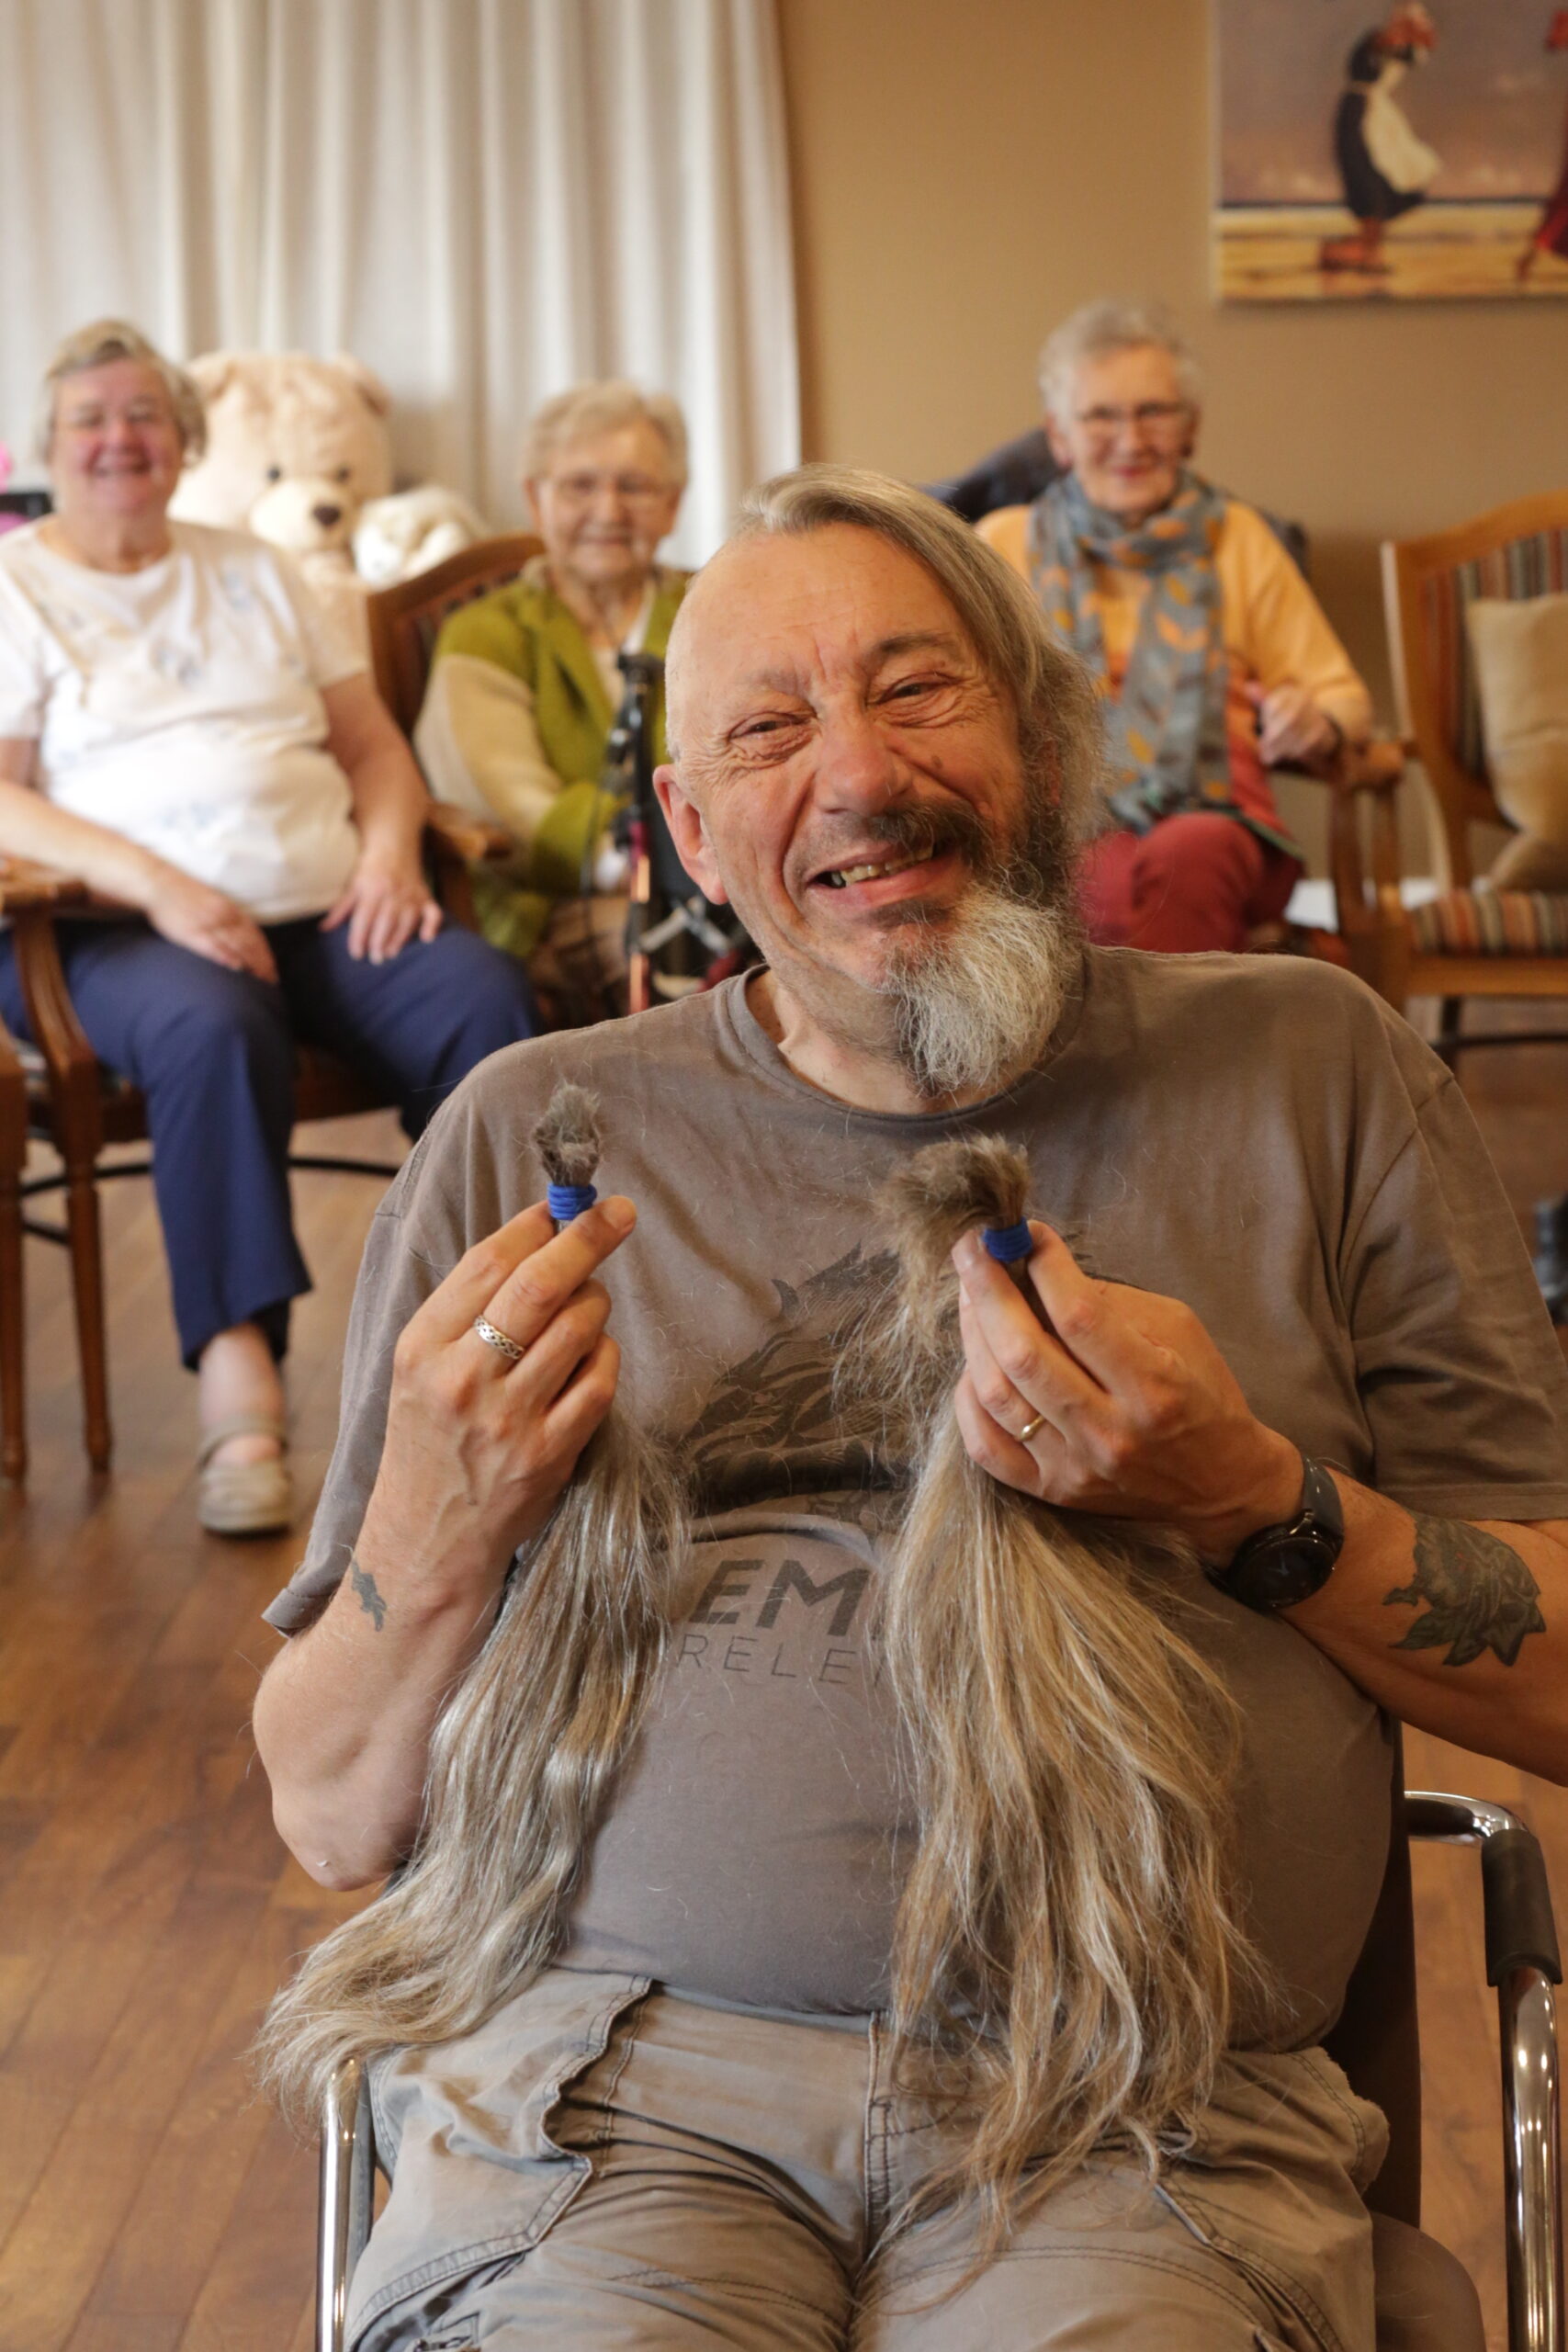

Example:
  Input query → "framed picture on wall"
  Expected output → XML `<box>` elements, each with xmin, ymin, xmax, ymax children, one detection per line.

<box><xmin>1214</xmin><ymin>1</ymin><xmax>1568</xmax><ymax>300</ymax></box>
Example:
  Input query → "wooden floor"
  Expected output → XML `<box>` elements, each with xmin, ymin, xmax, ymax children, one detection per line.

<box><xmin>0</xmin><ymin>1018</ymin><xmax>1565</xmax><ymax>2352</ymax></box>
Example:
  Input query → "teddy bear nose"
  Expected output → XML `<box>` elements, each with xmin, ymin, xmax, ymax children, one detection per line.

<box><xmin>311</xmin><ymin>502</ymin><xmax>344</xmax><ymax>528</ymax></box>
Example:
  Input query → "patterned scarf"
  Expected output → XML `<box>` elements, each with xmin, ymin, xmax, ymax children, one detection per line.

<box><xmin>1027</xmin><ymin>469</ymin><xmax>1236</xmax><ymax>835</ymax></box>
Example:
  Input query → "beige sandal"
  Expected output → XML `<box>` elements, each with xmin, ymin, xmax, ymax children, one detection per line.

<box><xmin>197</xmin><ymin>1413</ymin><xmax>294</xmax><ymax>1537</ymax></box>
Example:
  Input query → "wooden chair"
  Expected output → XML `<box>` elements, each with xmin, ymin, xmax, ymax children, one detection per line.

<box><xmin>363</xmin><ymin>529</ymin><xmax>542</xmax><ymax>923</ymax></box>
<box><xmin>1345</xmin><ymin>495</ymin><xmax>1568</xmax><ymax>1054</ymax></box>
<box><xmin>367</xmin><ymin>529</ymin><xmax>543</xmax><ymax>737</ymax></box>
<box><xmin>314</xmin><ymin>1761</ymin><xmax>1562</xmax><ymax>2352</ymax></box>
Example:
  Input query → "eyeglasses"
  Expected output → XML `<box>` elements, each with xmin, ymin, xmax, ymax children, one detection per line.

<box><xmin>544</xmin><ymin>471</ymin><xmax>671</xmax><ymax>508</ymax></box>
<box><xmin>59</xmin><ymin>400</ymin><xmax>175</xmax><ymax>434</ymax></box>
<box><xmin>1073</xmin><ymin>401</ymin><xmax>1190</xmax><ymax>444</ymax></box>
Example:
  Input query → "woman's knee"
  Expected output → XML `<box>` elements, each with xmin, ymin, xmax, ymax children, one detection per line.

<box><xmin>1139</xmin><ymin>813</ymin><xmax>1262</xmax><ymax>889</ymax></box>
<box><xmin>133</xmin><ymin>961</ymin><xmax>294</xmax><ymax>1093</ymax></box>
<box><xmin>422</xmin><ymin>931</ymin><xmax>539</xmax><ymax>1051</ymax></box>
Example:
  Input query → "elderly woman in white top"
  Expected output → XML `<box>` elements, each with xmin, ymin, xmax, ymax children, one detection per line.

<box><xmin>0</xmin><ymin>321</ymin><xmax>536</xmax><ymax>1533</ymax></box>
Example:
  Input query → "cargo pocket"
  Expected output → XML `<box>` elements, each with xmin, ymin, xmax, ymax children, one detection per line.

<box><xmin>1156</xmin><ymin>2047</ymin><xmax>1385</xmax><ymax>2352</ymax></box>
<box><xmin>347</xmin><ymin>1967</ymin><xmax>649</xmax><ymax>2350</ymax></box>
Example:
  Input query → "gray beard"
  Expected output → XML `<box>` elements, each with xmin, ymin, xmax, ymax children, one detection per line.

<box><xmin>879</xmin><ymin>875</ymin><xmax>1081</xmax><ymax>1102</ymax></box>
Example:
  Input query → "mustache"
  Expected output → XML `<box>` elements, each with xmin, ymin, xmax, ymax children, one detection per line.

<box><xmin>799</xmin><ymin>799</ymin><xmax>990</xmax><ymax>889</ymax></box>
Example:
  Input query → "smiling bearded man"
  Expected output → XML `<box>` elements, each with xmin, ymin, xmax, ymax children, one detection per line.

<box><xmin>256</xmin><ymin>467</ymin><xmax>1568</xmax><ymax>2352</ymax></box>
<box><xmin>658</xmin><ymin>496</ymin><xmax>1093</xmax><ymax>1108</ymax></box>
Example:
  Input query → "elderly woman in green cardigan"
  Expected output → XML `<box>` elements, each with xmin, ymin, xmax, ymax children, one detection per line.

<box><xmin>414</xmin><ymin>381</ymin><xmax>689</xmax><ymax>1012</ymax></box>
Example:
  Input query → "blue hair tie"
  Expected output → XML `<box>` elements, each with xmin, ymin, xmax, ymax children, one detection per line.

<box><xmin>547</xmin><ymin>1182</ymin><xmax>598</xmax><ymax>1222</ymax></box>
<box><xmin>981</xmin><ymin>1219</ymin><xmax>1032</xmax><ymax>1265</ymax></box>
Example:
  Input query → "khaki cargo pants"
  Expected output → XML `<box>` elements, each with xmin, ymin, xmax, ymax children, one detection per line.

<box><xmin>352</xmin><ymin>1971</ymin><xmax>1386</xmax><ymax>2352</ymax></box>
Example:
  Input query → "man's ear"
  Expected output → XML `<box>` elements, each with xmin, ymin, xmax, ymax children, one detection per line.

<box><xmin>654</xmin><ymin>763</ymin><xmax>729</xmax><ymax>903</ymax></box>
<box><xmin>1180</xmin><ymin>403</ymin><xmax>1201</xmax><ymax>462</ymax></box>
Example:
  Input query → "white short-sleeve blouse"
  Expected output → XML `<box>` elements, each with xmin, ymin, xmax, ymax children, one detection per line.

<box><xmin>0</xmin><ymin>521</ymin><xmax>367</xmax><ymax>922</ymax></box>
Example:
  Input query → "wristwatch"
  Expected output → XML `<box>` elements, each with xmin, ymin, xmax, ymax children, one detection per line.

<box><xmin>1204</xmin><ymin>1454</ymin><xmax>1345</xmax><ymax>1613</ymax></box>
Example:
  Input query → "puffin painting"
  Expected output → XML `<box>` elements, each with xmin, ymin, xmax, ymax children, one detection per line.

<box><xmin>1319</xmin><ymin>3</ymin><xmax>1440</xmax><ymax>274</ymax></box>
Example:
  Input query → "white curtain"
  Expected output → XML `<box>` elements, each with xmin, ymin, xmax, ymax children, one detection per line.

<box><xmin>0</xmin><ymin>0</ymin><xmax>799</xmax><ymax>563</ymax></box>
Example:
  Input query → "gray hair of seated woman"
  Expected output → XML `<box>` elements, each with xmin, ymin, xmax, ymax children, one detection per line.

<box><xmin>523</xmin><ymin>379</ymin><xmax>690</xmax><ymax>490</ymax></box>
<box><xmin>1037</xmin><ymin>297</ymin><xmax>1202</xmax><ymax>424</ymax></box>
<box><xmin>35</xmin><ymin>318</ymin><xmax>208</xmax><ymax>466</ymax></box>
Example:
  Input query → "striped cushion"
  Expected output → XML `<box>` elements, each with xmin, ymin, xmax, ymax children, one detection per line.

<box><xmin>1419</xmin><ymin>529</ymin><xmax>1568</xmax><ymax>779</ymax></box>
<box><xmin>1409</xmin><ymin>889</ymin><xmax>1568</xmax><ymax>956</ymax></box>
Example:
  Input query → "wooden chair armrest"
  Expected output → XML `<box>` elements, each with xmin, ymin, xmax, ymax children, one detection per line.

<box><xmin>1339</xmin><ymin>738</ymin><xmax>1406</xmax><ymax>796</ymax></box>
<box><xmin>0</xmin><ymin>1002</ymin><xmax>23</xmax><ymax>1086</ymax></box>
<box><xmin>0</xmin><ymin>856</ymin><xmax>96</xmax><ymax>914</ymax></box>
<box><xmin>6</xmin><ymin>899</ymin><xmax>103</xmax><ymax>1152</ymax></box>
<box><xmin>421</xmin><ymin>801</ymin><xmax>516</xmax><ymax>866</ymax></box>
<box><xmin>1274</xmin><ymin>737</ymin><xmax>1406</xmax><ymax>797</ymax></box>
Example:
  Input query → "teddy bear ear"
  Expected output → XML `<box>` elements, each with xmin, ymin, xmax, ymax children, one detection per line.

<box><xmin>186</xmin><ymin>351</ymin><xmax>241</xmax><ymax>402</ymax></box>
<box><xmin>331</xmin><ymin>355</ymin><xmax>393</xmax><ymax>419</ymax></box>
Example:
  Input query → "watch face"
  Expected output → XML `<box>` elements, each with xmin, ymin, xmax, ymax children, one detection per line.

<box><xmin>1235</xmin><ymin>1534</ymin><xmax>1337</xmax><ymax>1611</ymax></box>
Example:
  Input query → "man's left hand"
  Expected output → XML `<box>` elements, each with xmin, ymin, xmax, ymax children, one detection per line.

<box><xmin>1251</xmin><ymin>680</ymin><xmax>1341</xmax><ymax>771</ymax></box>
<box><xmin>321</xmin><ymin>854</ymin><xmax>444</xmax><ymax>963</ymax></box>
<box><xmin>953</xmin><ymin>1222</ymin><xmax>1301</xmax><ymax>1560</ymax></box>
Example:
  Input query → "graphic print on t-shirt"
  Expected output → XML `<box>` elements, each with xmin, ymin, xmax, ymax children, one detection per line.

<box><xmin>677</xmin><ymin>1241</ymin><xmax>901</xmax><ymax>1514</ymax></box>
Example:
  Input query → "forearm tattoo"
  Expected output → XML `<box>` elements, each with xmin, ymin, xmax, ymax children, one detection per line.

<box><xmin>1383</xmin><ymin>1513</ymin><xmax>1545</xmax><ymax>1668</ymax></box>
<box><xmin>350</xmin><ymin>1552</ymin><xmax>388</xmax><ymax>1633</ymax></box>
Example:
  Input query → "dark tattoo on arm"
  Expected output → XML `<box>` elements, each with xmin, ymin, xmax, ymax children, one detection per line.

<box><xmin>350</xmin><ymin>1553</ymin><xmax>388</xmax><ymax>1633</ymax></box>
<box><xmin>1383</xmin><ymin>1514</ymin><xmax>1545</xmax><ymax>1668</ymax></box>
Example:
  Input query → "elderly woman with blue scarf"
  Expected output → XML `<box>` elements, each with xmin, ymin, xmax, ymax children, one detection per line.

<box><xmin>980</xmin><ymin>300</ymin><xmax>1371</xmax><ymax>954</ymax></box>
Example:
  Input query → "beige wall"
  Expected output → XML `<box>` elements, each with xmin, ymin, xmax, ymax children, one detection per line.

<box><xmin>777</xmin><ymin>0</ymin><xmax>1568</xmax><ymax>865</ymax></box>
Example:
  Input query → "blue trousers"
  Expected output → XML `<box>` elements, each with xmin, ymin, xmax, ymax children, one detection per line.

<box><xmin>0</xmin><ymin>915</ymin><xmax>536</xmax><ymax>1367</ymax></box>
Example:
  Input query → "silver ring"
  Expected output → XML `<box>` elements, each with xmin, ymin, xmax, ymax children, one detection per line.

<box><xmin>1017</xmin><ymin>1411</ymin><xmax>1046</xmax><ymax>1444</ymax></box>
<box><xmin>473</xmin><ymin>1314</ymin><xmax>525</xmax><ymax>1366</ymax></box>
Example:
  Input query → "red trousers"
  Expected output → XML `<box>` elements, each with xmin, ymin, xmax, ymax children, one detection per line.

<box><xmin>1079</xmin><ymin>813</ymin><xmax>1302</xmax><ymax>955</ymax></box>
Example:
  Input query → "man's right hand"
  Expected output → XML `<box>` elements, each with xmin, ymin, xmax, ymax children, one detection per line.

<box><xmin>355</xmin><ymin>1196</ymin><xmax>637</xmax><ymax>1611</ymax></box>
<box><xmin>253</xmin><ymin>1192</ymin><xmax>637</xmax><ymax>1886</ymax></box>
<box><xmin>141</xmin><ymin>865</ymin><xmax>279</xmax><ymax>981</ymax></box>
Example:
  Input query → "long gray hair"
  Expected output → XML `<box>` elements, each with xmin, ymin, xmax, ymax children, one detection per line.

<box><xmin>257</xmin><ymin>1093</ymin><xmax>684</xmax><ymax>2131</ymax></box>
<box><xmin>257</xmin><ymin>1408</ymin><xmax>681</xmax><ymax>2131</ymax></box>
<box><xmin>262</xmin><ymin>1131</ymin><xmax>1259</xmax><ymax>2257</ymax></box>
<box><xmin>862</xmin><ymin>1136</ymin><xmax>1261</xmax><ymax>2250</ymax></box>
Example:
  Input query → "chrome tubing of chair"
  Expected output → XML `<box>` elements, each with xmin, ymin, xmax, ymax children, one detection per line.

<box><xmin>1408</xmin><ymin>1792</ymin><xmax>1564</xmax><ymax>2352</ymax></box>
<box><xmin>1499</xmin><ymin>1967</ymin><xmax>1563</xmax><ymax>2352</ymax></box>
<box><xmin>1404</xmin><ymin>1790</ymin><xmax>1520</xmax><ymax>1845</ymax></box>
<box><xmin>318</xmin><ymin>2055</ymin><xmax>373</xmax><ymax>2352</ymax></box>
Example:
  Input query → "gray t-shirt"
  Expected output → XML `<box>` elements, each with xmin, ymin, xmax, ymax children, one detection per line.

<box><xmin>265</xmin><ymin>950</ymin><xmax>1568</xmax><ymax>2043</ymax></box>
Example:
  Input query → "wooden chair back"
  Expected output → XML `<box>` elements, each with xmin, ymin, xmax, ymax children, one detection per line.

<box><xmin>366</xmin><ymin>532</ymin><xmax>543</xmax><ymax>736</ymax></box>
<box><xmin>1382</xmin><ymin>492</ymin><xmax>1568</xmax><ymax>888</ymax></box>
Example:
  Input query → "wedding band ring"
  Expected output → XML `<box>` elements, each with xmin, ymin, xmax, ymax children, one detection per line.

<box><xmin>473</xmin><ymin>1314</ymin><xmax>525</xmax><ymax>1366</ymax></box>
<box><xmin>1017</xmin><ymin>1411</ymin><xmax>1046</xmax><ymax>1443</ymax></box>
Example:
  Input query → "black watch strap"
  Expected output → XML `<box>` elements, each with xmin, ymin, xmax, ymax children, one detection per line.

<box><xmin>1205</xmin><ymin>1453</ymin><xmax>1345</xmax><ymax>1614</ymax></box>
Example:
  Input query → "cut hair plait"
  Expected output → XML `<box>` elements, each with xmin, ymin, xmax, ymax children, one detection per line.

<box><xmin>255</xmin><ymin>1080</ymin><xmax>682</xmax><ymax>2131</ymax></box>
<box><xmin>861</xmin><ymin>1134</ymin><xmax>1266</xmax><ymax>2261</ymax></box>
<box><xmin>534</xmin><ymin>1080</ymin><xmax>603</xmax><ymax>1227</ymax></box>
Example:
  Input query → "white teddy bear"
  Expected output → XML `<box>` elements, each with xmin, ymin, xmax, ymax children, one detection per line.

<box><xmin>169</xmin><ymin>350</ymin><xmax>488</xmax><ymax>642</ymax></box>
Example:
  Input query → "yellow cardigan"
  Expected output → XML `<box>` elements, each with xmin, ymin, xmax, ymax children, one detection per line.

<box><xmin>978</xmin><ymin>498</ymin><xmax>1371</xmax><ymax>750</ymax></box>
